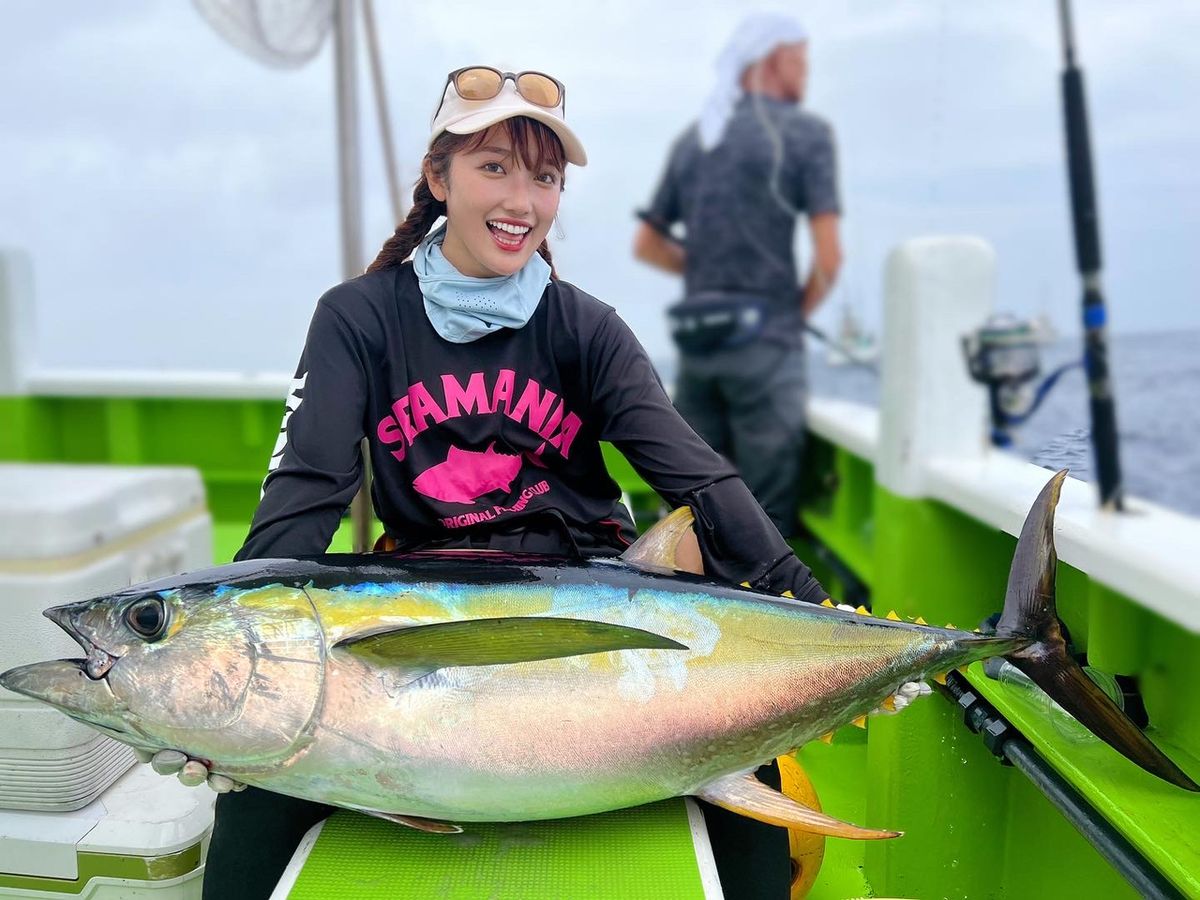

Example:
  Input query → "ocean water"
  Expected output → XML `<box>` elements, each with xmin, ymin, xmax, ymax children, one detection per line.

<box><xmin>803</xmin><ymin>329</ymin><xmax>1200</xmax><ymax>518</ymax></box>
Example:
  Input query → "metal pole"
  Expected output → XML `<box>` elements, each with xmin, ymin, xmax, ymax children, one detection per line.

<box><xmin>334</xmin><ymin>0</ymin><xmax>363</xmax><ymax>277</ymax></box>
<box><xmin>333</xmin><ymin>0</ymin><xmax>373</xmax><ymax>552</ymax></box>
<box><xmin>361</xmin><ymin>0</ymin><xmax>405</xmax><ymax>225</ymax></box>
<box><xmin>1057</xmin><ymin>0</ymin><xmax>1124</xmax><ymax>510</ymax></box>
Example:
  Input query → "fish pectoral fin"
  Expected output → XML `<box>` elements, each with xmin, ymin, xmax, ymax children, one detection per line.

<box><xmin>695</xmin><ymin>772</ymin><xmax>901</xmax><ymax>840</ymax></box>
<box><xmin>334</xmin><ymin>616</ymin><xmax>687</xmax><ymax>670</ymax></box>
<box><xmin>364</xmin><ymin>810</ymin><xmax>463</xmax><ymax>834</ymax></box>
<box><xmin>620</xmin><ymin>506</ymin><xmax>704</xmax><ymax>575</ymax></box>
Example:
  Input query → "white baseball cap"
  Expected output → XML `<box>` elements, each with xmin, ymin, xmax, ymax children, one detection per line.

<box><xmin>429</xmin><ymin>67</ymin><xmax>588</xmax><ymax>167</ymax></box>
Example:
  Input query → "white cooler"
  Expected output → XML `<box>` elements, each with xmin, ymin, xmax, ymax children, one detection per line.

<box><xmin>0</xmin><ymin>463</ymin><xmax>217</xmax><ymax>899</ymax></box>
<box><xmin>0</xmin><ymin>765</ymin><xmax>215</xmax><ymax>898</ymax></box>
<box><xmin>0</xmin><ymin>463</ymin><xmax>212</xmax><ymax>811</ymax></box>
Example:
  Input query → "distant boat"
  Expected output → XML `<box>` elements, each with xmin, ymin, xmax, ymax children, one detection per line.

<box><xmin>825</xmin><ymin>305</ymin><xmax>880</xmax><ymax>367</ymax></box>
<box><xmin>1030</xmin><ymin>312</ymin><xmax>1059</xmax><ymax>344</ymax></box>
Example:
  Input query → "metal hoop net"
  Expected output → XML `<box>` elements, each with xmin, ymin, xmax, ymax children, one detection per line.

<box><xmin>192</xmin><ymin>0</ymin><xmax>334</xmax><ymax>69</ymax></box>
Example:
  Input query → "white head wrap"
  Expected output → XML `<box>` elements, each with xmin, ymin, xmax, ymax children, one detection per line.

<box><xmin>697</xmin><ymin>13</ymin><xmax>808</xmax><ymax>151</ymax></box>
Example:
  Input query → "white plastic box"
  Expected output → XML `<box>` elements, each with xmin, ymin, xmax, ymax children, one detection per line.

<box><xmin>0</xmin><ymin>765</ymin><xmax>215</xmax><ymax>898</ymax></box>
<box><xmin>0</xmin><ymin>463</ymin><xmax>211</xmax><ymax>812</ymax></box>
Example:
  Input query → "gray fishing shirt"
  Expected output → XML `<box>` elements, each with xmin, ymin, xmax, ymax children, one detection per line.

<box><xmin>641</xmin><ymin>95</ymin><xmax>840</xmax><ymax>320</ymax></box>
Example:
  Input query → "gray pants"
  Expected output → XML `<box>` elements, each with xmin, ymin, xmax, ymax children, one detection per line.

<box><xmin>674</xmin><ymin>340</ymin><xmax>807</xmax><ymax>537</ymax></box>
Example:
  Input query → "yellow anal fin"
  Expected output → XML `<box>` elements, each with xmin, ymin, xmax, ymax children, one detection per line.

<box><xmin>366</xmin><ymin>811</ymin><xmax>462</xmax><ymax>834</ymax></box>
<box><xmin>695</xmin><ymin>772</ymin><xmax>901</xmax><ymax>840</ymax></box>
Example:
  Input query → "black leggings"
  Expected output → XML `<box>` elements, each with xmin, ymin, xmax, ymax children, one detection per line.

<box><xmin>699</xmin><ymin>762</ymin><xmax>791</xmax><ymax>900</ymax></box>
<box><xmin>202</xmin><ymin>771</ymin><xmax>789</xmax><ymax>900</ymax></box>
<box><xmin>202</xmin><ymin>788</ymin><xmax>333</xmax><ymax>900</ymax></box>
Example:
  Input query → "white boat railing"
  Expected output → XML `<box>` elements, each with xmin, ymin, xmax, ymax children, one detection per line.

<box><xmin>0</xmin><ymin>248</ymin><xmax>294</xmax><ymax>401</ymax></box>
<box><xmin>24</xmin><ymin>368</ymin><xmax>293</xmax><ymax>401</ymax></box>
<box><xmin>809</xmin><ymin>396</ymin><xmax>1200</xmax><ymax>634</ymax></box>
<box><xmin>810</xmin><ymin>236</ymin><xmax>1199</xmax><ymax>634</ymax></box>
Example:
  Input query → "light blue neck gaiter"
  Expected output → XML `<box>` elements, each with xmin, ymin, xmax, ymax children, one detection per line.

<box><xmin>413</xmin><ymin>224</ymin><xmax>551</xmax><ymax>344</ymax></box>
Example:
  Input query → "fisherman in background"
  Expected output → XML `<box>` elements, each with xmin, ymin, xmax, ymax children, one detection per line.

<box><xmin>634</xmin><ymin>13</ymin><xmax>843</xmax><ymax>537</ymax></box>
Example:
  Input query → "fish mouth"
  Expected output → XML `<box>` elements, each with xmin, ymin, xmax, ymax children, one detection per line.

<box><xmin>44</xmin><ymin>604</ymin><xmax>120</xmax><ymax>679</ymax></box>
<box><xmin>0</xmin><ymin>658</ymin><xmax>139</xmax><ymax>739</ymax></box>
<box><xmin>0</xmin><ymin>658</ymin><xmax>83</xmax><ymax>699</ymax></box>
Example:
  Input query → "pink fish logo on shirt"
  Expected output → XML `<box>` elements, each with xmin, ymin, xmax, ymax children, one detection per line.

<box><xmin>412</xmin><ymin>443</ymin><xmax>524</xmax><ymax>505</ymax></box>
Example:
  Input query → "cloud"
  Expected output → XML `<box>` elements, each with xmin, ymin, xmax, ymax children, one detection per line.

<box><xmin>0</xmin><ymin>0</ymin><xmax>1197</xmax><ymax>376</ymax></box>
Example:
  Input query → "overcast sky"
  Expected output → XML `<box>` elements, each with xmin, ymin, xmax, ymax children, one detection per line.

<box><xmin>2</xmin><ymin>1</ymin><xmax>1198</xmax><ymax>375</ymax></box>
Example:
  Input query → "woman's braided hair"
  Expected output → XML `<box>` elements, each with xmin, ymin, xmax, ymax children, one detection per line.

<box><xmin>367</xmin><ymin>116</ymin><xmax>565</xmax><ymax>277</ymax></box>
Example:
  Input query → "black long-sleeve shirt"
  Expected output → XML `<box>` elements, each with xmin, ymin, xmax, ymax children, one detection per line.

<box><xmin>237</xmin><ymin>263</ymin><xmax>826</xmax><ymax>603</ymax></box>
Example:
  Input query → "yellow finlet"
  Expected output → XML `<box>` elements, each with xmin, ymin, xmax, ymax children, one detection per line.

<box><xmin>852</xmin><ymin>715</ymin><xmax>867</xmax><ymax>729</ymax></box>
<box><xmin>914</xmin><ymin>616</ymin><xmax>928</xmax><ymax>625</ymax></box>
<box><xmin>817</xmin><ymin>732</ymin><xmax>834</xmax><ymax>745</ymax></box>
<box><xmin>820</xmin><ymin>599</ymin><xmax>835</xmax><ymax>608</ymax></box>
<box><xmin>885</xmin><ymin>610</ymin><xmax>901</xmax><ymax>621</ymax></box>
<box><xmin>740</xmin><ymin>581</ymin><xmax>752</xmax><ymax>588</ymax></box>
<box><xmin>854</xmin><ymin>605</ymin><xmax>870</xmax><ymax>616</ymax></box>
<box><xmin>781</xmin><ymin>589</ymin><xmax>794</xmax><ymax>599</ymax></box>
<box><xmin>945</xmin><ymin>622</ymin><xmax>957</xmax><ymax>629</ymax></box>
<box><xmin>933</xmin><ymin>672</ymin><xmax>948</xmax><ymax>685</ymax></box>
<box><xmin>881</xmin><ymin>695</ymin><xmax>897</xmax><ymax>712</ymax></box>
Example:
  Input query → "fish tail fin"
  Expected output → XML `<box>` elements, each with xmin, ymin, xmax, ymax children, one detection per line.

<box><xmin>996</xmin><ymin>469</ymin><xmax>1198</xmax><ymax>791</ymax></box>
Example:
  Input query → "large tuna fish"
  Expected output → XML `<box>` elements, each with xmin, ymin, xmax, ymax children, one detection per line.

<box><xmin>1</xmin><ymin>471</ymin><xmax>1195</xmax><ymax>839</ymax></box>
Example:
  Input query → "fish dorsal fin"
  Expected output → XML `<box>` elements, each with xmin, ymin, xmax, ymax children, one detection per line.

<box><xmin>695</xmin><ymin>772</ymin><xmax>901</xmax><ymax>840</ymax></box>
<box><xmin>621</xmin><ymin>506</ymin><xmax>704</xmax><ymax>575</ymax></box>
<box><xmin>333</xmin><ymin>616</ymin><xmax>687</xmax><ymax>671</ymax></box>
<box><xmin>364</xmin><ymin>810</ymin><xmax>463</xmax><ymax>834</ymax></box>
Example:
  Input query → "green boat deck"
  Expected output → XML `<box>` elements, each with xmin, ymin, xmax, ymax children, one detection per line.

<box><xmin>284</xmin><ymin>801</ymin><xmax>714</xmax><ymax>900</ymax></box>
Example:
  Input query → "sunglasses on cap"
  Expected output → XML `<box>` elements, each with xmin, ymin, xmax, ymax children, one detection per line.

<box><xmin>434</xmin><ymin>66</ymin><xmax>566</xmax><ymax>119</ymax></box>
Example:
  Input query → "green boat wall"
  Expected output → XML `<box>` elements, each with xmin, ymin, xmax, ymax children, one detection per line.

<box><xmin>2</xmin><ymin>241</ymin><xmax>1197</xmax><ymax>898</ymax></box>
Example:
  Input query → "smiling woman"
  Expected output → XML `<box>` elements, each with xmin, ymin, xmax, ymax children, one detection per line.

<box><xmin>366</xmin><ymin>115</ymin><xmax>569</xmax><ymax>279</ymax></box>
<box><xmin>432</xmin><ymin>129</ymin><xmax>560</xmax><ymax>275</ymax></box>
<box><xmin>176</xmin><ymin>63</ymin><xmax>837</xmax><ymax>900</ymax></box>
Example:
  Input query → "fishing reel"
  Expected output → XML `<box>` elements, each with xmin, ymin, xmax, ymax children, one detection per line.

<box><xmin>962</xmin><ymin>314</ymin><xmax>1077</xmax><ymax>448</ymax></box>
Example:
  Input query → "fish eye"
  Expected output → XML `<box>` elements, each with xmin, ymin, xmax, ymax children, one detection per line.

<box><xmin>125</xmin><ymin>597</ymin><xmax>167</xmax><ymax>640</ymax></box>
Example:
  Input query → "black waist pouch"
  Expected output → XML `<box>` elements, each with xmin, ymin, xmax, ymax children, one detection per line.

<box><xmin>667</xmin><ymin>294</ymin><xmax>768</xmax><ymax>354</ymax></box>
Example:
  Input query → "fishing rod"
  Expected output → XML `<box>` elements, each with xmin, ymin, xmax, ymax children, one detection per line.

<box><xmin>801</xmin><ymin>321</ymin><xmax>878</xmax><ymax>374</ymax></box>
<box><xmin>1058</xmin><ymin>0</ymin><xmax>1124</xmax><ymax>510</ymax></box>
